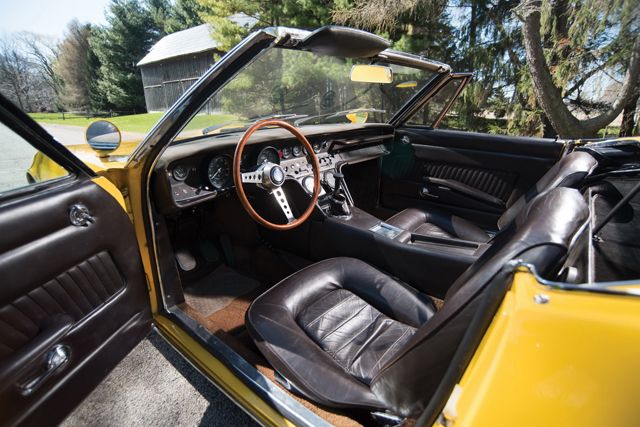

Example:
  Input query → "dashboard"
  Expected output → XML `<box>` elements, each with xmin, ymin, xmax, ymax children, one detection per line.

<box><xmin>152</xmin><ymin>124</ymin><xmax>394</xmax><ymax>214</ymax></box>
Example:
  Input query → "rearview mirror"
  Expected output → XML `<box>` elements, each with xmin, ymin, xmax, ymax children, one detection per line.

<box><xmin>85</xmin><ymin>120</ymin><xmax>121</xmax><ymax>157</ymax></box>
<box><xmin>350</xmin><ymin>65</ymin><xmax>393</xmax><ymax>84</ymax></box>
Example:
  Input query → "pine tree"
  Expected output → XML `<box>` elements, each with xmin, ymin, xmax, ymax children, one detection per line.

<box><xmin>196</xmin><ymin>0</ymin><xmax>340</xmax><ymax>52</ymax></box>
<box><xmin>90</xmin><ymin>0</ymin><xmax>164</xmax><ymax>111</ymax></box>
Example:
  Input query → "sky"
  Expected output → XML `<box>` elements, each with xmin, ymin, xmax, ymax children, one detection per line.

<box><xmin>0</xmin><ymin>0</ymin><xmax>111</xmax><ymax>40</ymax></box>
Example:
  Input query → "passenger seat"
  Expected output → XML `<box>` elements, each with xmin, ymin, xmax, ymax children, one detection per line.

<box><xmin>385</xmin><ymin>150</ymin><xmax>598</xmax><ymax>243</ymax></box>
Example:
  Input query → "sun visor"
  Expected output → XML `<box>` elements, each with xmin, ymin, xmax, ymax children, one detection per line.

<box><xmin>296</xmin><ymin>26</ymin><xmax>390</xmax><ymax>58</ymax></box>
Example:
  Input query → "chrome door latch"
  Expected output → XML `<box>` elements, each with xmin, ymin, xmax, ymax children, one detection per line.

<box><xmin>19</xmin><ymin>345</ymin><xmax>70</xmax><ymax>396</ymax></box>
<box><xmin>420</xmin><ymin>187</ymin><xmax>439</xmax><ymax>198</ymax></box>
<box><xmin>400</xmin><ymin>135</ymin><xmax>411</xmax><ymax>145</ymax></box>
<box><xmin>69</xmin><ymin>204</ymin><xmax>94</xmax><ymax>226</ymax></box>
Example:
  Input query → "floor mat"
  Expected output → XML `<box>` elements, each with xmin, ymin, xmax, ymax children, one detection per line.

<box><xmin>183</xmin><ymin>266</ymin><xmax>262</xmax><ymax>317</ymax></box>
<box><xmin>178</xmin><ymin>302</ymin><xmax>367</xmax><ymax>427</ymax></box>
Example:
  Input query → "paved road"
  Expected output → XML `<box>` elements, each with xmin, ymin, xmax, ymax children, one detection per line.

<box><xmin>23</xmin><ymin>123</ymin><xmax>259</xmax><ymax>427</ymax></box>
<box><xmin>39</xmin><ymin>122</ymin><xmax>146</xmax><ymax>146</ymax></box>
<box><xmin>61</xmin><ymin>331</ymin><xmax>258</xmax><ymax>427</ymax></box>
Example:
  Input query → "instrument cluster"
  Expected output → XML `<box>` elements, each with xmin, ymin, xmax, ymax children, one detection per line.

<box><xmin>166</xmin><ymin>139</ymin><xmax>333</xmax><ymax>206</ymax></box>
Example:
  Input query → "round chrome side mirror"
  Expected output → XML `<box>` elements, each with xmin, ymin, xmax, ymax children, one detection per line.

<box><xmin>85</xmin><ymin>120</ymin><xmax>121</xmax><ymax>157</ymax></box>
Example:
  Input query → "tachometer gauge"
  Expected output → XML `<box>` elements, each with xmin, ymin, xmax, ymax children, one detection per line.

<box><xmin>281</xmin><ymin>145</ymin><xmax>291</xmax><ymax>159</ymax></box>
<box><xmin>257</xmin><ymin>146</ymin><xmax>280</xmax><ymax>165</ymax></box>
<box><xmin>292</xmin><ymin>144</ymin><xmax>302</xmax><ymax>157</ymax></box>
<box><xmin>172</xmin><ymin>164</ymin><xmax>189</xmax><ymax>181</ymax></box>
<box><xmin>207</xmin><ymin>155</ymin><xmax>231</xmax><ymax>187</ymax></box>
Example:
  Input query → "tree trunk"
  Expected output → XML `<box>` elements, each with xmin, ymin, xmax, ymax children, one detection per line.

<box><xmin>619</xmin><ymin>83</ymin><xmax>639</xmax><ymax>137</ymax></box>
<box><xmin>520</xmin><ymin>0</ymin><xmax>640</xmax><ymax>139</ymax></box>
<box><xmin>521</xmin><ymin>2</ymin><xmax>585</xmax><ymax>137</ymax></box>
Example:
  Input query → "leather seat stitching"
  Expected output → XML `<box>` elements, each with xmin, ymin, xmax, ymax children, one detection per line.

<box><xmin>333</xmin><ymin>311</ymin><xmax>383</xmax><ymax>360</ymax></box>
<box><xmin>320</xmin><ymin>302</ymin><xmax>369</xmax><ymax>346</ymax></box>
<box><xmin>365</xmin><ymin>326</ymin><xmax>412</xmax><ymax>379</ymax></box>
<box><xmin>302</xmin><ymin>292</ymin><xmax>357</xmax><ymax>328</ymax></box>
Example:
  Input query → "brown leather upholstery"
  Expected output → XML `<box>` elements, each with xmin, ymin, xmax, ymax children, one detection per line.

<box><xmin>246</xmin><ymin>188</ymin><xmax>589</xmax><ymax>417</ymax></box>
<box><xmin>386</xmin><ymin>151</ymin><xmax>598</xmax><ymax>242</ymax></box>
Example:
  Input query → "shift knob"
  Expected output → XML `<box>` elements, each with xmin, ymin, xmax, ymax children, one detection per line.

<box><xmin>333</xmin><ymin>172</ymin><xmax>344</xmax><ymax>196</ymax></box>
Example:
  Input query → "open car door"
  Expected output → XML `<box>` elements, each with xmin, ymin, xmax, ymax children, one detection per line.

<box><xmin>0</xmin><ymin>96</ymin><xmax>152</xmax><ymax>426</ymax></box>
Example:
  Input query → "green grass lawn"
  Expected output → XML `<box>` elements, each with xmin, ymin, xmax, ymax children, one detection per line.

<box><xmin>29</xmin><ymin>112</ymin><xmax>237</xmax><ymax>134</ymax></box>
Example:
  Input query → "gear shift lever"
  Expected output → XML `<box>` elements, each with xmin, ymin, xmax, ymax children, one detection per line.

<box><xmin>333</xmin><ymin>172</ymin><xmax>344</xmax><ymax>196</ymax></box>
<box><xmin>330</xmin><ymin>172</ymin><xmax>351</xmax><ymax>216</ymax></box>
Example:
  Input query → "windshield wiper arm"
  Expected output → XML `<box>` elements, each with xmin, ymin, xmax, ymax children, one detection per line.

<box><xmin>202</xmin><ymin>113</ymin><xmax>309</xmax><ymax>135</ymax></box>
<box><xmin>294</xmin><ymin>109</ymin><xmax>386</xmax><ymax>126</ymax></box>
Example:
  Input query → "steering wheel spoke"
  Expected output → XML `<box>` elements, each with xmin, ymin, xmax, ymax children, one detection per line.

<box><xmin>241</xmin><ymin>170</ymin><xmax>263</xmax><ymax>184</ymax></box>
<box><xmin>273</xmin><ymin>188</ymin><xmax>296</xmax><ymax>223</ymax></box>
<box><xmin>234</xmin><ymin>119</ymin><xmax>321</xmax><ymax>231</ymax></box>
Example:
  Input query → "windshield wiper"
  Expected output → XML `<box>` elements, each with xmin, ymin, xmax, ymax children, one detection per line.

<box><xmin>202</xmin><ymin>113</ymin><xmax>309</xmax><ymax>135</ymax></box>
<box><xmin>294</xmin><ymin>108</ymin><xmax>386</xmax><ymax>126</ymax></box>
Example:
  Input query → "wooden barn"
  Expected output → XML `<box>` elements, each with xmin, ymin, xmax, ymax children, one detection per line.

<box><xmin>138</xmin><ymin>15</ymin><xmax>257</xmax><ymax>113</ymax></box>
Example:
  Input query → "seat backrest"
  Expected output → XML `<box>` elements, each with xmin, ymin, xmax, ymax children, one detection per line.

<box><xmin>497</xmin><ymin>151</ymin><xmax>598</xmax><ymax>230</ymax></box>
<box><xmin>369</xmin><ymin>187</ymin><xmax>590</xmax><ymax>417</ymax></box>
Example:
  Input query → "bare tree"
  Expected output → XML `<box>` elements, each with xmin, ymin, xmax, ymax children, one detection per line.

<box><xmin>20</xmin><ymin>33</ymin><xmax>61</xmax><ymax>98</ymax></box>
<box><xmin>0</xmin><ymin>34</ymin><xmax>58</xmax><ymax>112</ymax></box>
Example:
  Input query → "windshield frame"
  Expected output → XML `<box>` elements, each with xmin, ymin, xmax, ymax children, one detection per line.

<box><xmin>127</xmin><ymin>27</ymin><xmax>452</xmax><ymax>167</ymax></box>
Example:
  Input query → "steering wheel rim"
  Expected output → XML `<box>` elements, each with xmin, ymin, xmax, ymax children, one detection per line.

<box><xmin>233</xmin><ymin>119</ymin><xmax>321</xmax><ymax>230</ymax></box>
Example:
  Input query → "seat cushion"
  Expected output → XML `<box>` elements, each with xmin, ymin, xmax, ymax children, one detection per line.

<box><xmin>246</xmin><ymin>257</ymin><xmax>435</xmax><ymax>409</ymax></box>
<box><xmin>386</xmin><ymin>206</ymin><xmax>490</xmax><ymax>242</ymax></box>
<box><xmin>297</xmin><ymin>288</ymin><xmax>417</xmax><ymax>384</ymax></box>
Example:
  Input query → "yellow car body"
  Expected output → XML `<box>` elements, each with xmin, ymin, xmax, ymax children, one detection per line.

<box><xmin>5</xmin><ymin>25</ymin><xmax>640</xmax><ymax>427</ymax></box>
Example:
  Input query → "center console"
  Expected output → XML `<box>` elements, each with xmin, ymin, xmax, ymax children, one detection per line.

<box><xmin>308</xmin><ymin>206</ymin><xmax>490</xmax><ymax>298</ymax></box>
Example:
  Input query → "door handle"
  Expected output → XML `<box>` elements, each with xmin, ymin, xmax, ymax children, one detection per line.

<box><xmin>18</xmin><ymin>345</ymin><xmax>70</xmax><ymax>396</ymax></box>
<box><xmin>0</xmin><ymin>313</ymin><xmax>73</xmax><ymax>395</ymax></box>
<box><xmin>420</xmin><ymin>187</ymin><xmax>439</xmax><ymax>198</ymax></box>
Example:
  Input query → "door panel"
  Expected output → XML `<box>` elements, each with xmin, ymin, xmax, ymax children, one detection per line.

<box><xmin>0</xmin><ymin>99</ymin><xmax>151</xmax><ymax>427</ymax></box>
<box><xmin>381</xmin><ymin>128</ymin><xmax>563</xmax><ymax>229</ymax></box>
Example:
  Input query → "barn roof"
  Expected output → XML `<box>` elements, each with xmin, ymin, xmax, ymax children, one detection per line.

<box><xmin>137</xmin><ymin>14</ymin><xmax>258</xmax><ymax>67</ymax></box>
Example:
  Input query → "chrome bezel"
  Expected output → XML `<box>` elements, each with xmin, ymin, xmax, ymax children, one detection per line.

<box><xmin>207</xmin><ymin>155</ymin><xmax>232</xmax><ymax>188</ymax></box>
<box><xmin>257</xmin><ymin>146</ymin><xmax>280</xmax><ymax>165</ymax></box>
<box><xmin>172</xmin><ymin>164</ymin><xmax>189</xmax><ymax>181</ymax></box>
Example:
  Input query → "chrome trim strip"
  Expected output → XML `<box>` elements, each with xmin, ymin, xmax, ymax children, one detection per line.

<box><xmin>165</xmin><ymin>309</ymin><xmax>334</xmax><ymax>427</ymax></box>
<box><xmin>379</xmin><ymin>49</ymin><xmax>451</xmax><ymax>73</ymax></box>
<box><xmin>510</xmin><ymin>260</ymin><xmax>640</xmax><ymax>297</ymax></box>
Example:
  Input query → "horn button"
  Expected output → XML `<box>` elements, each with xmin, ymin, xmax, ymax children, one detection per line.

<box><xmin>261</xmin><ymin>163</ymin><xmax>286</xmax><ymax>189</ymax></box>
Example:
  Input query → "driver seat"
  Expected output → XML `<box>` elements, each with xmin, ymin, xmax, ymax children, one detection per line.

<box><xmin>246</xmin><ymin>188</ymin><xmax>589</xmax><ymax>417</ymax></box>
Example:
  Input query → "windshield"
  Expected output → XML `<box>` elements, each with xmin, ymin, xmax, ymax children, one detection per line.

<box><xmin>177</xmin><ymin>46</ymin><xmax>437</xmax><ymax>138</ymax></box>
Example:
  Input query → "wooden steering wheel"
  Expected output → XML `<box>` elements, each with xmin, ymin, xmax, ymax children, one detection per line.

<box><xmin>233</xmin><ymin>119</ymin><xmax>321</xmax><ymax>230</ymax></box>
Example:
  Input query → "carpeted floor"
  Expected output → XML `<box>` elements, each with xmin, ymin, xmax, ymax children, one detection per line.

<box><xmin>178</xmin><ymin>265</ymin><xmax>369</xmax><ymax>427</ymax></box>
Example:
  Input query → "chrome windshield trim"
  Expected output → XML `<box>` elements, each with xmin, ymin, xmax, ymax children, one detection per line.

<box><xmin>379</xmin><ymin>49</ymin><xmax>451</xmax><ymax>73</ymax></box>
<box><xmin>166</xmin><ymin>308</ymin><xmax>334</xmax><ymax>427</ymax></box>
<box><xmin>510</xmin><ymin>260</ymin><xmax>640</xmax><ymax>297</ymax></box>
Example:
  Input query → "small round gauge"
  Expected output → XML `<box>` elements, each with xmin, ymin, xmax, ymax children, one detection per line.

<box><xmin>292</xmin><ymin>144</ymin><xmax>303</xmax><ymax>157</ymax></box>
<box><xmin>207</xmin><ymin>155</ymin><xmax>231</xmax><ymax>187</ymax></box>
<box><xmin>281</xmin><ymin>145</ymin><xmax>291</xmax><ymax>159</ymax></box>
<box><xmin>302</xmin><ymin>146</ymin><xmax>308</xmax><ymax>156</ymax></box>
<box><xmin>172</xmin><ymin>164</ymin><xmax>189</xmax><ymax>181</ymax></box>
<box><xmin>312</xmin><ymin>141</ymin><xmax>322</xmax><ymax>153</ymax></box>
<box><xmin>257</xmin><ymin>146</ymin><xmax>280</xmax><ymax>165</ymax></box>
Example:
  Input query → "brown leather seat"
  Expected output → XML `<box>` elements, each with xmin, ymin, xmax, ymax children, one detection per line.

<box><xmin>246</xmin><ymin>188</ymin><xmax>589</xmax><ymax>417</ymax></box>
<box><xmin>385</xmin><ymin>151</ymin><xmax>598</xmax><ymax>243</ymax></box>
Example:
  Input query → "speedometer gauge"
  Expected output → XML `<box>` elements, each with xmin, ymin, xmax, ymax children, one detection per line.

<box><xmin>257</xmin><ymin>147</ymin><xmax>280</xmax><ymax>165</ymax></box>
<box><xmin>207</xmin><ymin>155</ymin><xmax>232</xmax><ymax>188</ymax></box>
